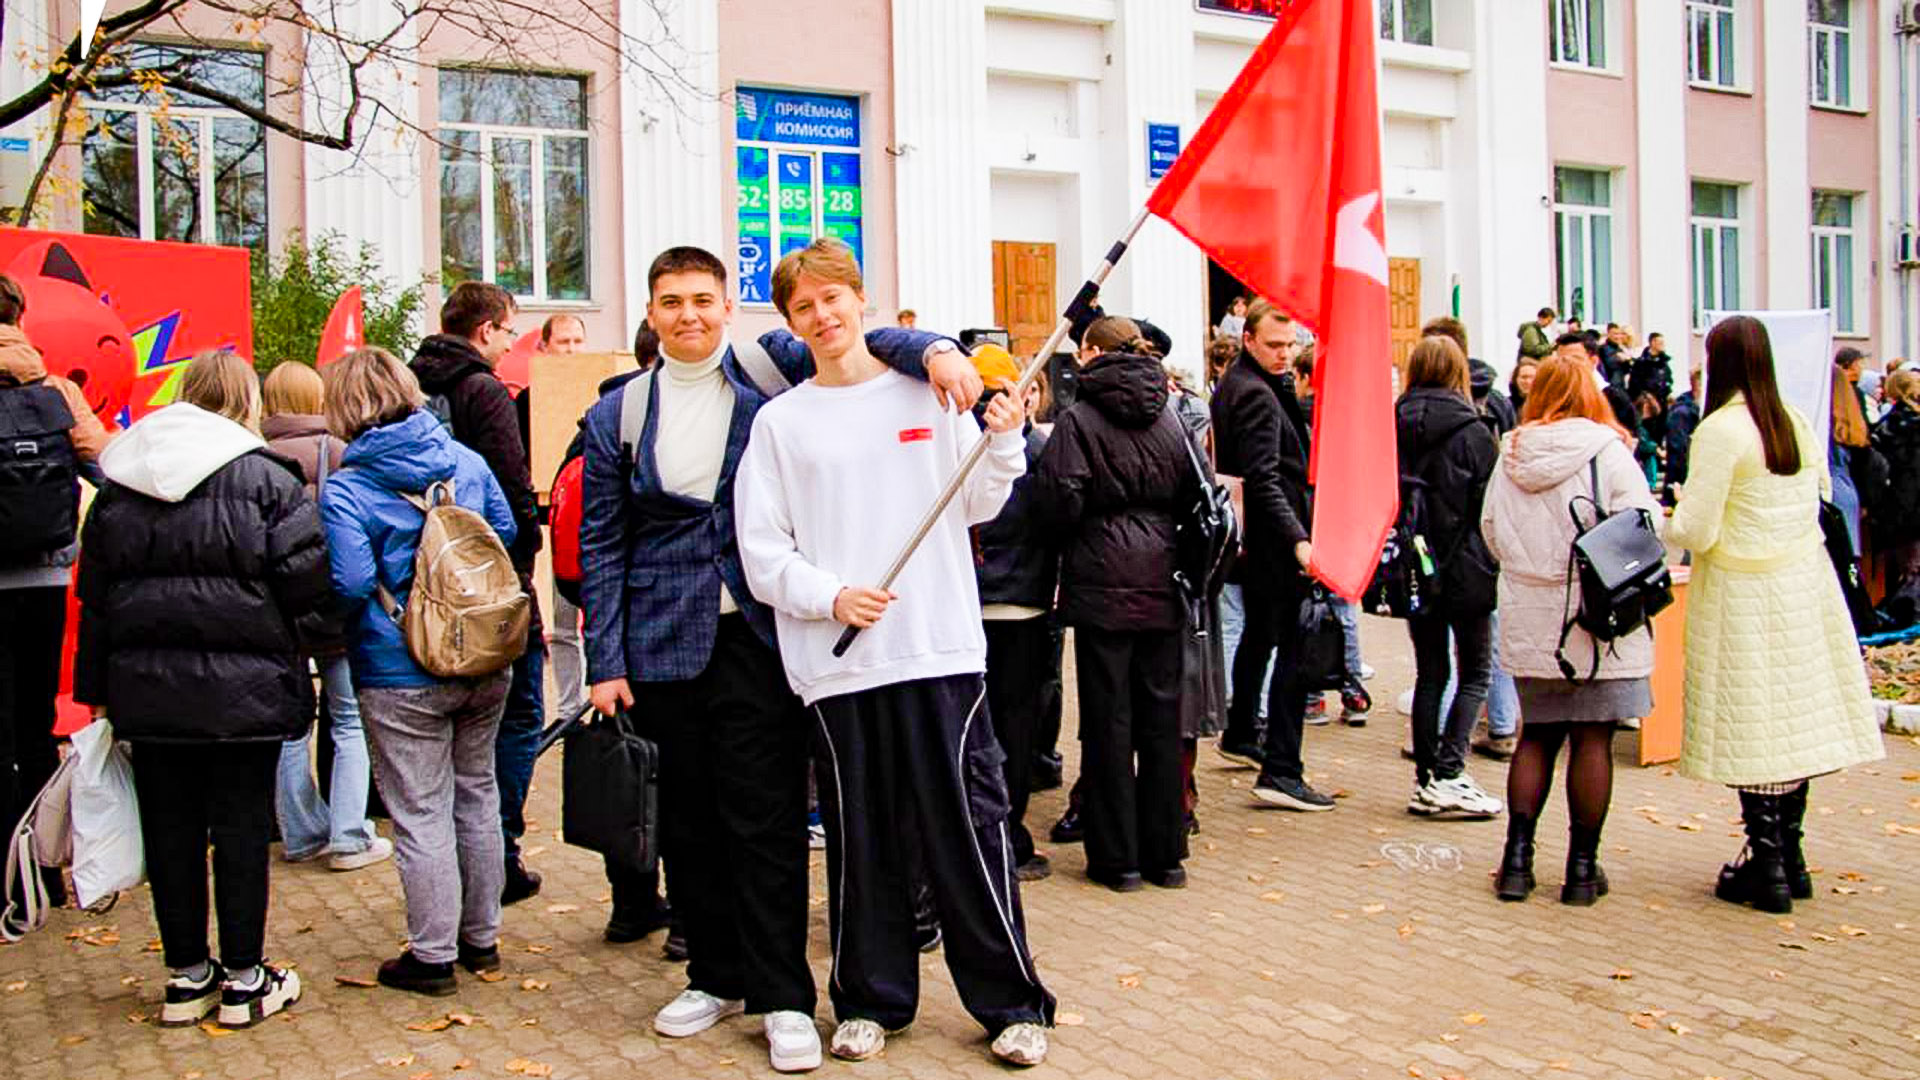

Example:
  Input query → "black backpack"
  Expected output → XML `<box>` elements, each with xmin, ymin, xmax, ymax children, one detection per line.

<box><xmin>1555</xmin><ymin>455</ymin><xmax>1673</xmax><ymax>681</ymax></box>
<box><xmin>0</xmin><ymin>381</ymin><xmax>80</xmax><ymax>561</ymax></box>
<box><xmin>1362</xmin><ymin>416</ymin><xmax>1479</xmax><ymax>620</ymax></box>
<box><xmin>1172</xmin><ymin>418</ymin><xmax>1239</xmax><ymax>613</ymax></box>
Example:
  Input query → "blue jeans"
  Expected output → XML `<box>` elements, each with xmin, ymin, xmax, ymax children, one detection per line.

<box><xmin>1334</xmin><ymin>597</ymin><xmax>1364</xmax><ymax>676</ymax></box>
<box><xmin>276</xmin><ymin>656</ymin><xmax>375</xmax><ymax>857</ymax></box>
<box><xmin>496</xmin><ymin>645</ymin><xmax>545</xmax><ymax>861</ymax></box>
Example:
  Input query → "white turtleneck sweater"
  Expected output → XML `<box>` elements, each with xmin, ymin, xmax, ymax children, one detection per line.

<box><xmin>656</xmin><ymin>339</ymin><xmax>740</xmax><ymax>614</ymax></box>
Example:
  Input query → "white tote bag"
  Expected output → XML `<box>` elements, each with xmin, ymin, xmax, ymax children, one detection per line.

<box><xmin>68</xmin><ymin>719</ymin><xmax>145</xmax><ymax>909</ymax></box>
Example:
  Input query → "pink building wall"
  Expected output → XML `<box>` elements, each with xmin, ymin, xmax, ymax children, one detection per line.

<box><xmin>1808</xmin><ymin>2</ymin><xmax>1881</xmax><ymax>346</ymax></box>
<box><xmin>1545</xmin><ymin>8</ymin><xmax>1640</xmax><ymax>333</ymax></box>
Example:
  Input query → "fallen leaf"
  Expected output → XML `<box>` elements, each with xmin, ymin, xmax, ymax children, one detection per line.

<box><xmin>406</xmin><ymin>1016</ymin><xmax>455</xmax><ymax>1032</ymax></box>
<box><xmin>1778</xmin><ymin>941</ymin><xmax>1808</xmax><ymax>950</ymax></box>
<box><xmin>3</xmin><ymin>981</ymin><xmax>25</xmax><ymax>992</ymax></box>
<box><xmin>452</xmin><ymin>1061</ymin><xmax>474</xmax><ymax>1072</ymax></box>
<box><xmin>1329</xmin><ymin>788</ymin><xmax>1351</xmax><ymax>799</ymax></box>
<box><xmin>380</xmin><ymin>1055</ymin><xmax>417</xmax><ymax>1068</ymax></box>
<box><xmin>335</xmin><ymin>975</ymin><xmax>379</xmax><ymax>988</ymax></box>
<box><xmin>1397</xmin><ymin>922</ymin><xmax>1415</xmax><ymax>940</ymax></box>
<box><xmin>1840</xmin><ymin>925</ymin><xmax>1871</xmax><ymax>937</ymax></box>
<box><xmin>1768</xmin><ymin>970</ymin><xmax>1787</xmax><ymax>980</ymax></box>
<box><xmin>1676</xmin><ymin>822</ymin><xmax>1702</xmax><ymax>832</ymax></box>
<box><xmin>1630</xmin><ymin>1013</ymin><xmax>1658</xmax><ymax>1030</ymax></box>
<box><xmin>506</xmin><ymin>1061</ymin><xmax>553</xmax><ymax>1078</ymax></box>
<box><xmin>1439</xmin><ymin>1033</ymin><xmax>1460</xmax><ymax>1043</ymax></box>
<box><xmin>1056</xmin><ymin>1012</ymin><xmax>1085</xmax><ymax>1026</ymax></box>
<box><xmin>1838</xmin><ymin>871</ymin><xmax>1868</xmax><ymax>881</ymax></box>
<box><xmin>1810</xmin><ymin>932</ymin><xmax>1836</xmax><ymax>942</ymax></box>
<box><xmin>520</xmin><ymin>1017</ymin><xmax>539</xmax><ymax>1027</ymax></box>
<box><xmin>1258</xmin><ymin>891</ymin><xmax>1286</xmax><ymax>903</ymax></box>
<box><xmin>1407</xmin><ymin>1068</ymin><xmax>1424</xmax><ymax>1078</ymax></box>
<box><xmin>1669</xmin><ymin>1021</ymin><xmax>1691</xmax><ymax>1035</ymax></box>
<box><xmin>1610</xmin><ymin>968</ymin><xmax>1634</xmax><ymax>980</ymax></box>
<box><xmin>1833</xmin><ymin>886</ymin><xmax>1860</xmax><ymax>895</ymax></box>
<box><xmin>127</xmin><ymin>1012</ymin><xmax>148</xmax><ymax>1024</ymax></box>
<box><xmin>524</xmin><ymin>944</ymin><xmax>553</xmax><ymax>954</ymax></box>
<box><xmin>1246</xmin><ymin>873</ymin><xmax>1267</xmax><ymax>883</ymax></box>
<box><xmin>120</xmin><ymin>975</ymin><xmax>142</xmax><ymax>986</ymax></box>
<box><xmin>520</xmin><ymin>978</ymin><xmax>549</xmax><ymax>991</ymax></box>
<box><xmin>1547</xmin><ymin>1062</ymin><xmax>1572</xmax><ymax>1070</ymax></box>
<box><xmin>409</xmin><ymin>1072</ymin><xmax>433</xmax><ymax>1080</ymax></box>
<box><xmin>1362</xmin><ymin>903</ymin><xmax>1388</xmax><ymax>914</ymax></box>
<box><xmin>447</xmin><ymin>1012</ymin><xmax>478</xmax><ymax>1026</ymax></box>
<box><xmin>296</xmin><ymin>925</ymin><xmax>314</xmax><ymax>935</ymax></box>
<box><xmin>1460</xmin><ymin>1012</ymin><xmax>1485</xmax><ymax>1026</ymax></box>
<box><xmin>1245</xmin><ymin>826</ymin><xmax>1269</xmax><ymax>836</ymax></box>
<box><xmin>144</xmin><ymin>939</ymin><xmax>163</xmax><ymax>953</ymax></box>
<box><xmin>81</xmin><ymin>932</ymin><xmax>121</xmax><ymax>946</ymax></box>
<box><xmin>60</xmin><ymin>1033</ymin><xmax>89</xmax><ymax>1046</ymax></box>
<box><xmin>477</xmin><ymin>970</ymin><xmax>506</xmax><ymax>983</ymax></box>
<box><xmin>196</xmin><ymin>1022</ymin><xmax>231</xmax><ymax>1039</ymax></box>
<box><xmin>1117</xmin><ymin>974</ymin><xmax>1140</xmax><ymax>989</ymax></box>
<box><xmin>184</xmin><ymin>1072</ymin><xmax>204</xmax><ymax>1079</ymax></box>
<box><xmin>544</xmin><ymin>903</ymin><xmax>580</xmax><ymax>915</ymax></box>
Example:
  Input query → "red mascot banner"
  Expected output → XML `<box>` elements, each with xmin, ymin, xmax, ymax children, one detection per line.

<box><xmin>0</xmin><ymin>227</ymin><xmax>253</xmax><ymax>735</ymax></box>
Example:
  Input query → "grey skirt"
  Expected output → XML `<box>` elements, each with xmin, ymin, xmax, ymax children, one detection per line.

<box><xmin>1513</xmin><ymin>676</ymin><xmax>1652</xmax><ymax>724</ymax></box>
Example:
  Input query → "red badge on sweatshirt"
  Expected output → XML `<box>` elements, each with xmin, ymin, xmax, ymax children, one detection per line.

<box><xmin>898</xmin><ymin>428</ymin><xmax>933</xmax><ymax>444</ymax></box>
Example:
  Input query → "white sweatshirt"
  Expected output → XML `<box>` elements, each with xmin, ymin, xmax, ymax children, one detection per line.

<box><xmin>735</xmin><ymin>369</ymin><xmax>1025</xmax><ymax>704</ymax></box>
<box><xmin>655</xmin><ymin>341</ymin><xmax>739</xmax><ymax>614</ymax></box>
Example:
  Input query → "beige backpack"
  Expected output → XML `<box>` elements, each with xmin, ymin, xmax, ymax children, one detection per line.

<box><xmin>378</xmin><ymin>479</ymin><xmax>530</xmax><ymax>678</ymax></box>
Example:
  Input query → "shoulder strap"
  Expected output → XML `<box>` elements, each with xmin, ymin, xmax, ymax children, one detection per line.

<box><xmin>314</xmin><ymin>434</ymin><xmax>332</xmax><ymax>495</ymax></box>
<box><xmin>374</xmin><ymin>480</ymin><xmax>454</xmax><ymax>619</ymax></box>
<box><xmin>619</xmin><ymin>369</ymin><xmax>656</xmax><ymax>464</ymax></box>
<box><xmin>1589</xmin><ymin>454</ymin><xmax>1605</xmax><ymax>515</ymax></box>
<box><xmin>732</xmin><ymin>336</ymin><xmax>794</xmax><ymax>398</ymax></box>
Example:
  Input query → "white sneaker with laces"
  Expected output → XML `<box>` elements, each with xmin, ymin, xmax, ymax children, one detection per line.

<box><xmin>829</xmin><ymin>1018</ymin><xmax>887</xmax><ymax>1061</ymax></box>
<box><xmin>765</xmin><ymin>1011</ymin><xmax>822</xmax><ymax>1072</ymax></box>
<box><xmin>1406</xmin><ymin>782</ymin><xmax>1441</xmax><ymax>816</ymax></box>
<box><xmin>1424</xmin><ymin>775</ymin><xmax>1504</xmax><ymax>818</ymax></box>
<box><xmin>991</xmin><ymin>1022</ymin><xmax>1048</xmax><ymax>1066</ymax></box>
<box><xmin>328</xmin><ymin>835</ymin><xmax>394</xmax><ymax>872</ymax></box>
<box><xmin>653</xmin><ymin>989</ymin><xmax>744</xmax><ymax>1037</ymax></box>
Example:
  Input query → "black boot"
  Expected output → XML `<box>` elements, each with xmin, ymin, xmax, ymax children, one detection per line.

<box><xmin>1716</xmin><ymin>791</ymin><xmax>1793</xmax><ymax>914</ymax></box>
<box><xmin>1495</xmin><ymin>813</ymin><xmax>1536</xmax><ymax>902</ymax></box>
<box><xmin>1560</xmin><ymin>824</ymin><xmax>1609</xmax><ymax>906</ymax></box>
<box><xmin>1780</xmin><ymin>784</ymin><xmax>1812</xmax><ymax>901</ymax></box>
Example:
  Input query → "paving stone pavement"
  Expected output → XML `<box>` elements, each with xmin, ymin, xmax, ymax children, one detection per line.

<box><xmin>5</xmin><ymin>615</ymin><xmax>1920</xmax><ymax>1080</ymax></box>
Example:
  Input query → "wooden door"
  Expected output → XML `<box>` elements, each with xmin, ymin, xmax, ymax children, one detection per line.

<box><xmin>1388</xmin><ymin>257</ymin><xmax>1422</xmax><ymax>368</ymax></box>
<box><xmin>992</xmin><ymin>241</ymin><xmax>1057</xmax><ymax>359</ymax></box>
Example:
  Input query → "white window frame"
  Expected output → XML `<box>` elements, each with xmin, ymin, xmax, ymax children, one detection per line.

<box><xmin>1808</xmin><ymin>1</ymin><xmax>1860</xmax><ymax>110</ymax></box>
<box><xmin>1550</xmin><ymin>0</ymin><xmax>1612</xmax><ymax>72</ymax></box>
<box><xmin>1552</xmin><ymin>167</ymin><xmax>1618</xmax><ymax>326</ymax></box>
<box><xmin>1687</xmin><ymin>0</ymin><xmax>1743</xmax><ymax>91</ymax></box>
<box><xmin>82</xmin><ymin>102</ymin><xmax>227</xmax><ymax>245</ymax></box>
<box><xmin>1811</xmin><ymin>190</ymin><xmax>1862</xmax><ymax>335</ymax></box>
<box><xmin>1690</xmin><ymin>182</ymin><xmax>1745</xmax><ymax>330</ymax></box>
<box><xmin>1379</xmin><ymin>0</ymin><xmax>1433</xmax><ymax>47</ymax></box>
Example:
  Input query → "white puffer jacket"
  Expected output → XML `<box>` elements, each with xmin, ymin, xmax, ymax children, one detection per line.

<box><xmin>1480</xmin><ymin>418</ymin><xmax>1660</xmax><ymax>680</ymax></box>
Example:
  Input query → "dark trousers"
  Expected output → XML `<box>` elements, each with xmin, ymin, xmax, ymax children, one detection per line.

<box><xmin>812</xmin><ymin>674</ymin><xmax>1055</xmax><ymax>1034</ymax></box>
<box><xmin>1225</xmin><ymin>575</ymin><xmax>1308</xmax><ymax>781</ymax></box>
<box><xmin>131</xmin><ymin>741</ymin><xmax>280</xmax><ymax>971</ymax></box>
<box><xmin>1073</xmin><ymin>627</ymin><xmax>1187</xmax><ymax>877</ymax></box>
<box><xmin>984</xmin><ymin>617</ymin><xmax>1050</xmax><ymax>866</ymax></box>
<box><xmin>1032</xmin><ymin>619</ymin><xmax>1066</xmax><ymax>760</ymax></box>
<box><xmin>641</xmin><ymin>615</ymin><xmax>813</xmax><ymax>1014</ymax></box>
<box><xmin>496</xmin><ymin>644</ymin><xmax>544</xmax><ymax>862</ymax></box>
<box><xmin>0</xmin><ymin>588</ymin><xmax>65</xmax><ymax>841</ymax></box>
<box><xmin>1408</xmin><ymin>612</ymin><xmax>1494</xmax><ymax>786</ymax></box>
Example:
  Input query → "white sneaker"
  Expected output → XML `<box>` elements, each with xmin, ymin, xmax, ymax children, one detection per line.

<box><xmin>991</xmin><ymin>1022</ymin><xmax>1048</xmax><ymax>1067</ymax></box>
<box><xmin>653</xmin><ymin>989</ymin><xmax>744</xmax><ymax>1037</ymax></box>
<box><xmin>766</xmin><ymin>1011</ymin><xmax>822</xmax><ymax>1072</ymax></box>
<box><xmin>328</xmin><ymin>836</ymin><xmax>394</xmax><ymax>872</ymax></box>
<box><xmin>1406</xmin><ymin>783</ymin><xmax>1441</xmax><ymax>816</ymax></box>
<box><xmin>216</xmin><ymin>964</ymin><xmax>301</xmax><ymax>1028</ymax></box>
<box><xmin>829</xmin><ymin>1018</ymin><xmax>887</xmax><ymax>1061</ymax></box>
<box><xmin>1422</xmin><ymin>775</ymin><xmax>1504</xmax><ymax>818</ymax></box>
<box><xmin>1359</xmin><ymin>662</ymin><xmax>1377</xmax><ymax>681</ymax></box>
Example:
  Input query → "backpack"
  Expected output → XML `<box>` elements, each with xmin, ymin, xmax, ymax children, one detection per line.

<box><xmin>1362</xmin><ymin>416</ymin><xmax>1479</xmax><ymax>620</ymax></box>
<box><xmin>548</xmin><ymin>339</ymin><xmax>794</xmax><ymax>605</ymax></box>
<box><xmin>1554</xmin><ymin>455</ymin><xmax>1673</xmax><ymax>682</ymax></box>
<box><xmin>0</xmin><ymin>381</ymin><xmax>80</xmax><ymax>560</ymax></box>
<box><xmin>378</xmin><ymin>479</ymin><xmax>531</xmax><ymax>678</ymax></box>
<box><xmin>1172</xmin><ymin>415</ymin><xmax>1239</xmax><ymax>612</ymax></box>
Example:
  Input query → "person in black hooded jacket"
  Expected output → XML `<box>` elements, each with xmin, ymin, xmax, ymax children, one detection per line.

<box><xmin>75</xmin><ymin>351</ymin><xmax>329</xmax><ymax>1029</ymax></box>
<box><xmin>1034</xmin><ymin>317</ymin><xmax>1197</xmax><ymax>892</ymax></box>
<box><xmin>1395</xmin><ymin>336</ymin><xmax>1504</xmax><ymax>819</ymax></box>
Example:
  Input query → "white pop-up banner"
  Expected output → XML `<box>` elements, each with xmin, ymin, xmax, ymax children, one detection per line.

<box><xmin>1702</xmin><ymin>309</ymin><xmax>1836</xmax><ymax>450</ymax></box>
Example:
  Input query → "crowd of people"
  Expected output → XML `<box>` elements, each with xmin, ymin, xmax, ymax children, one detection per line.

<box><xmin>0</xmin><ymin>250</ymin><xmax>1889</xmax><ymax>1070</ymax></box>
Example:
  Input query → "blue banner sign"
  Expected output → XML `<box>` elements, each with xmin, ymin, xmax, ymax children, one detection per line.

<box><xmin>736</xmin><ymin>86</ymin><xmax>860</xmax><ymax>149</ymax></box>
<box><xmin>1147</xmin><ymin>122</ymin><xmax>1181</xmax><ymax>181</ymax></box>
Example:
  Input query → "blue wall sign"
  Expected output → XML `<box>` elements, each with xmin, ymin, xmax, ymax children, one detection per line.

<box><xmin>736</xmin><ymin>86</ymin><xmax>865</xmax><ymax>300</ymax></box>
<box><xmin>736</xmin><ymin>87</ymin><xmax>860</xmax><ymax>149</ymax></box>
<box><xmin>1147</xmin><ymin>123</ymin><xmax>1181</xmax><ymax>181</ymax></box>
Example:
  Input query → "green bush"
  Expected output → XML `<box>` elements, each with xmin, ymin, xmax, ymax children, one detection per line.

<box><xmin>250</xmin><ymin>232</ymin><xmax>430</xmax><ymax>373</ymax></box>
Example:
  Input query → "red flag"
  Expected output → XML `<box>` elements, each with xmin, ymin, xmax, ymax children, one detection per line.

<box><xmin>316</xmin><ymin>286</ymin><xmax>365</xmax><ymax>366</ymax></box>
<box><xmin>1147</xmin><ymin>0</ymin><xmax>1396</xmax><ymax>601</ymax></box>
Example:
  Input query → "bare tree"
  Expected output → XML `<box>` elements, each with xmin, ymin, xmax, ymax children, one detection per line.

<box><xmin>2</xmin><ymin>0</ymin><xmax>704</xmax><ymax>223</ymax></box>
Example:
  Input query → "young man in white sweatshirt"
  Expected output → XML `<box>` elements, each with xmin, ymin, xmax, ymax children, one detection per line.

<box><xmin>736</xmin><ymin>239</ymin><xmax>1056</xmax><ymax>1068</ymax></box>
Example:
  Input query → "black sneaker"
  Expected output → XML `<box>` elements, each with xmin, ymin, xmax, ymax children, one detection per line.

<box><xmin>160</xmin><ymin>961</ymin><xmax>225</xmax><ymax>1027</ymax></box>
<box><xmin>456</xmin><ymin>939</ymin><xmax>501</xmax><ymax>974</ymax></box>
<box><xmin>216</xmin><ymin>963</ymin><xmax>301</xmax><ymax>1027</ymax></box>
<box><xmin>1215</xmin><ymin>738</ymin><xmax>1264</xmax><ymax>769</ymax></box>
<box><xmin>1087</xmin><ymin>868</ymin><xmax>1144</xmax><ymax>893</ymax></box>
<box><xmin>605</xmin><ymin>899</ymin><xmax>672</xmax><ymax>945</ymax></box>
<box><xmin>501</xmin><ymin>858</ymin><xmax>542</xmax><ymax>906</ymax></box>
<box><xmin>1143</xmin><ymin>867</ymin><xmax>1187</xmax><ymax>889</ymax></box>
<box><xmin>1047</xmin><ymin>807</ymin><xmax>1083</xmax><ymax>844</ymax></box>
<box><xmin>1251</xmin><ymin>774</ymin><xmax>1336</xmax><ymax>812</ymax></box>
<box><xmin>377</xmin><ymin>950</ymin><xmax>457</xmax><ymax>997</ymax></box>
<box><xmin>1014</xmin><ymin>854</ymin><xmax>1052</xmax><ymax>882</ymax></box>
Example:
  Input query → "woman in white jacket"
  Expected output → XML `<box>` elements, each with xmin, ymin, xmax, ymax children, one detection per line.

<box><xmin>1667</xmin><ymin>316</ymin><xmax>1881</xmax><ymax>916</ymax></box>
<box><xmin>1480</xmin><ymin>356</ymin><xmax>1658</xmax><ymax>906</ymax></box>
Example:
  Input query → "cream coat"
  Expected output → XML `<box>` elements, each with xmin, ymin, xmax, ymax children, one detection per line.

<box><xmin>1481</xmin><ymin>418</ymin><xmax>1660</xmax><ymax>680</ymax></box>
<box><xmin>1666</xmin><ymin>397</ymin><xmax>1882</xmax><ymax>785</ymax></box>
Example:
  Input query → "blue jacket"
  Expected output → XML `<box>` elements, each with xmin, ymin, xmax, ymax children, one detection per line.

<box><xmin>580</xmin><ymin>328</ymin><xmax>945</xmax><ymax>684</ymax></box>
<box><xmin>321</xmin><ymin>410</ymin><xmax>517</xmax><ymax>688</ymax></box>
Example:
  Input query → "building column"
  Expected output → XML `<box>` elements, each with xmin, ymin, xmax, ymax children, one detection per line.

<box><xmin>1635</xmin><ymin>0</ymin><xmax>1691</xmax><ymax>357</ymax></box>
<box><xmin>302</xmin><ymin>0</ymin><xmax>425</xmax><ymax>295</ymax></box>
<box><xmin>889</xmin><ymin>1</ymin><xmax>991</xmax><ymax>333</ymax></box>
<box><xmin>1762</xmin><ymin>1</ymin><xmax>1811</xmax><ymax>309</ymax></box>
<box><xmin>618</xmin><ymin>0</ymin><xmax>724</xmax><ymax>326</ymax></box>
<box><xmin>1880</xmin><ymin>10</ymin><xmax>1917</xmax><ymax>361</ymax></box>
<box><xmin>0</xmin><ymin>0</ymin><xmax>51</xmax><ymax>218</ymax></box>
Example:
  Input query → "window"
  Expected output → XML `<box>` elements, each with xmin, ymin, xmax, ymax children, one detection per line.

<box><xmin>734</xmin><ymin>86</ymin><xmax>864</xmax><ymax>306</ymax></box>
<box><xmin>1379</xmin><ymin>0</ymin><xmax>1433</xmax><ymax>46</ymax></box>
<box><xmin>1551</xmin><ymin>0</ymin><xmax>1608</xmax><ymax>69</ymax></box>
<box><xmin>1690</xmin><ymin>182</ymin><xmax>1743</xmax><ymax>328</ymax></box>
<box><xmin>1811</xmin><ymin>191</ymin><xmax>1859</xmax><ymax>334</ymax></box>
<box><xmin>437</xmin><ymin>68</ymin><xmax>590</xmax><ymax>302</ymax></box>
<box><xmin>1809</xmin><ymin>0</ymin><xmax>1854</xmax><ymax>108</ymax></box>
<box><xmin>81</xmin><ymin>44</ymin><xmax>267</xmax><ymax>250</ymax></box>
<box><xmin>1688</xmin><ymin>0</ymin><xmax>1738</xmax><ymax>88</ymax></box>
<box><xmin>1553</xmin><ymin>168</ymin><xmax>1615</xmax><ymax>325</ymax></box>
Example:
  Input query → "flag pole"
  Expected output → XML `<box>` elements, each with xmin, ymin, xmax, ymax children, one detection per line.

<box><xmin>832</xmin><ymin>204</ymin><xmax>1156</xmax><ymax>658</ymax></box>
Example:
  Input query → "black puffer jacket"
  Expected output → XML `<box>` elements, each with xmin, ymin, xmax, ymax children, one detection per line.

<box><xmin>1035</xmin><ymin>352</ymin><xmax>1197</xmax><ymax>632</ymax></box>
<box><xmin>1209</xmin><ymin>352</ymin><xmax>1311</xmax><ymax>588</ymax></box>
<box><xmin>975</xmin><ymin>424</ymin><xmax>1057</xmax><ymax>610</ymax></box>
<box><xmin>74</xmin><ymin>404</ymin><xmax>330</xmax><ymax>743</ymax></box>
<box><xmin>1396</xmin><ymin>387</ymin><xmax>1500</xmax><ymax>617</ymax></box>
<box><xmin>1467</xmin><ymin>357</ymin><xmax>1516</xmax><ymax>435</ymax></box>
<box><xmin>1871</xmin><ymin>403</ymin><xmax>1920</xmax><ymax>546</ymax></box>
<box><xmin>411</xmin><ymin>334</ymin><xmax>541</xmax><ymax>570</ymax></box>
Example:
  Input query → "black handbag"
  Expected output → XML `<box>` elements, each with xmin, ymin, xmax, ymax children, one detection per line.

<box><xmin>1555</xmin><ymin>456</ymin><xmax>1673</xmax><ymax>682</ymax></box>
<box><xmin>1173</xmin><ymin>417</ymin><xmax>1240</xmax><ymax>610</ymax></box>
<box><xmin>560</xmin><ymin>707</ymin><xmax>661</xmax><ymax>873</ymax></box>
<box><xmin>1297</xmin><ymin>583</ymin><xmax>1348</xmax><ymax>692</ymax></box>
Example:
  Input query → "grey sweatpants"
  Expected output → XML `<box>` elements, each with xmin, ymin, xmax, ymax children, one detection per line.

<box><xmin>359</xmin><ymin>673</ymin><xmax>511</xmax><ymax>964</ymax></box>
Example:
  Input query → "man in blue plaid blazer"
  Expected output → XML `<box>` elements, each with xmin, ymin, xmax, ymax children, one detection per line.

<box><xmin>577</xmin><ymin>246</ymin><xmax>979</xmax><ymax>1073</ymax></box>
